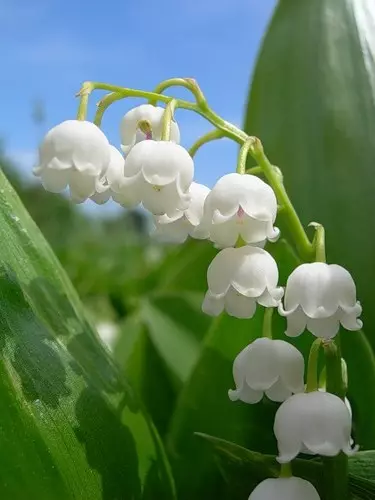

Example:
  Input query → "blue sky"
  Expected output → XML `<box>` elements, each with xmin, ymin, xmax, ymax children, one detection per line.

<box><xmin>0</xmin><ymin>0</ymin><xmax>276</xmax><ymax>213</ymax></box>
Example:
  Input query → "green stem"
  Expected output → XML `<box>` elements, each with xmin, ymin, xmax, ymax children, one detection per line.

<box><xmin>279</xmin><ymin>462</ymin><xmax>292</xmax><ymax>478</ymax></box>
<box><xmin>188</xmin><ymin>129</ymin><xmax>225</xmax><ymax>158</ymax></box>
<box><xmin>161</xmin><ymin>99</ymin><xmax>178</xmax><ymax>141</ymax></box>
<box><xmin>237</xmin><ymin>137</ymin><xmax>256</xmax><ymax>174</ymax></box>
<box><xmin>76</xmin><ymin>81</ymin><xmax>93</xmax><ymax>120</ymax></box>
<box><xmin>306</xmin><ymin>338</ymin><xmax>322</xmax><ymax>392</ymax></box>
<box><xmin>245</xmin><ymin>166</ymin><xmax>263</xmax><ymax>176</ymax></box>
<box><xmin>262</xmin><ymin>308</ymin><xmax>274</xmax><ymax>339</ymax></box>
<box><xmin>150</xmin><ymin>77</ymin><xmax>208</xmax><ymax>110</ymax></box>
<box><xmin>323</xmin><ymin>339</ymin><xmax>349</xmax><ymax>499</ymax></box>
<box><xmin>249</xmin><ymin>139</ymin><xmax>314</xmax><ymax>262</ymax></box>
<box><xmin>310</xmin><ymin>222</ymin><xmax>326</xmax><ymax>263</ymax></box>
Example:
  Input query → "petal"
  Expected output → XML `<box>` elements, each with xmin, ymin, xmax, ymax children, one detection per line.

<box><xmin>202</xmin><ymin>291</ymin><xmax>224</xmax><ymax>317</ymax></box>
<box><xmin>184</xmin><ymin>182</ymin><xmax>210</xmax><ymax>226</ymax></box>
<box><xmin>245</xmin><ymin>338</ymin><xmax>280</xmax><ymax>390</ymax></box>
<box><xmin>209</xmin><ymin>219</ymin><xmax>240</xmax><ymax>247</ymax></box>
<box><xmin>153</xmin><ymin>217</ymin><xmax>190</xmax><ymax>243</ymax></box>
<box><xmin>273</xmin><ymin>340</ymin><xmax>305</xmax><ymax>393</ymax></box>
<box><xmin>274</xmin><ymin>394</ymin><xmax>305</xmax><ymax>463</ymax></box>
<box><xmin>40</xmin><ymin>168</ymin><xmax>69</xmax><ymax>193</ymax></box>
<box><xmin>329</xmin><ymin>264</ymin><xmax>358</xmax><ymax>308</ymax></box>
<box><xmin>231</xmin><ymin>247</ymin><xmax>279</xmax><ymax>298</ymax></box>
<box><xmin>240</xmin><ymin>216</ymin><xmax>273</xmax><ymax>244</ymax></box>
<box><xmin>257</xmin><ymin>287</ymin><xmax>284</xmax><ymax>307</ymax></box>
<box><xmin>284</xmin><ymin>263</ymin><xmax>339</xmax><ymax>317</ymax></box>
<box><xmin>141</xmin><ymin>180</ymin><xmax>190</xmax><ymax>216</ymax></box>
<box><xmin>339</xmin><ymin>303</ymin><xmax>363</xmax><ymax>331</ymax></box>
<box><xmin>228</xmin><ymin>384</ymin><xmax>263</xmax><ymax>404</ymax></box>
<box><xmin>307</xmin><ymin>315</ymin><xmax>341</xmax><ymax>339</ymax></box>
<box><xmin>225</xmin><ymin>288</ymin><xmax>257</xmax><ymax>319</ymax></box>
<box><xmin>265</xmin><ymin>378</ymin><xmax>292</xmax><ymax>403</ymax></box>
<box><xmin>69</xmin><ymin>171</ymin><xmax>97</xmax><ymax>202</ymax></box>
<box><xmin>90</xmin><ymin>188</ymin><xmax>111</xmax><ymax>205</ymax></box>
<box><xmin>206</xmin><ymin>248</ymin><xmax>238</xmax><ymax>295</ymax></box>
<box><xmin>279</xmin><ymin>307</ymin><xmax>307</xmax><ymax>337</ymax></box>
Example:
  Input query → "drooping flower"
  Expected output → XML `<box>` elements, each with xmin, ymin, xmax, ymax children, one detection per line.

<box><xmin>229</xmin><ymin>338</ymin><xmax>304</xmax><ymax>404</ymax></box>
<box><xmin>91</xmin><ymin>145</ymin><xmax>125</xmax><ymax>204</ymax></box>
<box><xmin>196</xmin><ymin>173</ymin><xmax>279</xmax><ymax>248</ymax></box>
<box><xmin>274</xmin><ymin>391</ymin><xmax>357</xmax><ymax>463</ymax></box>
<box><xmin>34</xmin><ymin>120</ymin><xmax>111</xmax><ymax>203</ymax></box>
<box><xmin>114</xmin><ymin>140</ymin><xmax>194</xmax><ymax>216</ymax></box>
<box><xmin>153</xmin><ymin>182</ymin><xmax>210</xmax><ymax>243</ymax></box>
<box><xmin>249</xmin><ymin>477</ymin><xmax>320</xmax><ymax>500</ymax></box>
<box><xmin>278</xmin><ymin>263</ymin><xmax>362</xmax><ymax>339</ymax></box>
<box><xmin>202</xmin><ymin>246</ymin><xmax>283</xmax><ymax>318</ymax></box>
<box><xmin>120</xmin><ymin>104</ymin><xmax>180</xmax><ymax>154</ymax></box>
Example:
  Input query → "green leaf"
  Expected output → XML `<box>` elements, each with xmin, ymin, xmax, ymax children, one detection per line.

<box><xmin>244</xmin><ymin>0</ymin><xmax>375</xmax><ymax>449</ymax></box>
<box><xmin>0</xmin><ymin>170</ymin><xmax>175</xmax><ymax>498</ymax></box>
<box><xmin>197</xmin><ymin>433</ymin><xmax>375</xmax><ymax>500</ymax></box>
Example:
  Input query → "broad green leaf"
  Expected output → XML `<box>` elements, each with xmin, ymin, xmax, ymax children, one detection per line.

<box><xmin>140</xmin><ymin>298</ymin><xmax>202</xmax><ymax>388</ymax></box>
<box><xmin>0</xmin><ymin>170</ymin><xmax>175</xmax><ymax>498</ymax></box>
<box><xmin>245</xmin><ymin>0</ymin><xmax>375</xmax><ymax>448</ymax></box>
<box><xmin>114</xmin><ymin>313</ymin><xmax>177</xmax><ymax>437</ymax></box>
<box><xmin>197</xmin><ymin>434</ymin><xmax>375</xmax><ymax>500</ymax></box>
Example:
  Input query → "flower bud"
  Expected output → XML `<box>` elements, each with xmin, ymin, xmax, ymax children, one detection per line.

<box><xmin>249</xmin><ymin>477</ymin><xmax>320</xmax><ymax>500</ymax></box>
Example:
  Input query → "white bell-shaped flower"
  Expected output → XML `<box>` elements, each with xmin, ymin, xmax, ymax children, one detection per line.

<box><xmin>34</xmin><ymin>120</ymin><xmax>111</xmax><ymax>203</ymax></box>
<box><xmin>91</xmin><ymin>145</ymin><xmax>125</xmax><ymax>204</ymax></box>
<box><xmin>249</xmin><ymin>477</ymin><xmax>320</xmax><ymax>500</ymax></box>
<box><xmin>114</xmin><ymin>140</ymin><xmax>194</xmax><ymax>216</ymax></box>
<box><xmin>229</xmin><ymin>338</ymin><xmax>304</xmax><ymax>404</ymax></box>
<box><xmin>278</xmin><ymin>263</ymin><xmax>362</xmax><ymax>339</ymax></box>
<box><xmin>274</xmin><ymin>391</ymin><xmax>357</xmax><ymax>463</ymax></box>
<box><xmin>153</xmin><ymin>182</ymin><xmax>210</xmax><ymax>243</ymax></box>
<box><xmin>196</xmin><ymin>173</ymin><xmax>279</xmax><ymax>248</ymax></box>
<box><xmin>202</xmin><ymin>246</ymin><xmax>283</xmax><ymax>319</ymax></box>
<box><xmin>120</xmin><ymin>104</ymin><xmax>180</xmax><ymax>154</ymax></box>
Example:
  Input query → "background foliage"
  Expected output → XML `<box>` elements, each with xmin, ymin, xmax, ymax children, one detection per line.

<box><xmin>1</xmin><ymin>0</ymin><xmax>375</xmax><ymax>498</ymax></box>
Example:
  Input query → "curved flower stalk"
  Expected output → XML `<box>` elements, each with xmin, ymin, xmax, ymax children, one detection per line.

<box><xmin>229</xmin><ymin>338</ymin><xmax>305</xmax><ymax>403</ymax></box>
<box><xmin>114</xmin><ymin>140</ymin><xmax>194</xmax><ymax>215</ymax></box>
<box><xmin>120</xmin><ymin>104</ymin><xmax>180</xmax><ymax>154</ymax></box>
<box><xmin>90</xmin><ymin>145</ymin><xmax>125</xmax><ymax>204</ymax></box>
<box><xmin>196</xmin><ymin>173</ymin><xmax>279</xmax><ymax>248</ymax></box>
<box><xmin>249</xmin><ymin>477</ymin><xmax>320</xmax><ymax>500</ymax></box>
<box><xmin>202</xmin><ymin>246</ymin><xmax>283</xmax><ymax>318</ymax></box>
<box><xmin>279</xmin><ymin>263</ymin><xmax>363</xmax><ymax>339</ymax></box>
<box><xmin>274</xmin><ymin>391</ymin><xmax>357</xmax><ymax>463</ymax></box>
<box><xmin>153</xmin><ymin>182</ymin><xmax>210</xmax><ymax>243</ymax></box>
<box><xmin>35</xmin><ymin>120</ymin><xmax>111</xmax><ymax>203</ymax></box>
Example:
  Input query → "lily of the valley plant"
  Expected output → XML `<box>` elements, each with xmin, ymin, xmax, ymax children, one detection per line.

<box><xmin>34</xmin><ymin>77</ymin><xmax>362</xmax><ymax>500</ymax></box>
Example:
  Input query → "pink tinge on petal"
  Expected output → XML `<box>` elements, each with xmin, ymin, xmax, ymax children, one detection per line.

<box><xmin>237</xmin><ymin>206</ymin><xmax>245</xmax><ymax>219</ymax></box>
<box><xmin>145</xmin><ymin>131</ymin><xmax>152</xmax><ymax>140</ymax></box>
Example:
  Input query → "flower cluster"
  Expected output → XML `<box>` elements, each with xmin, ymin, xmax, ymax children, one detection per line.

<box><xmin>35</xmin><ymin>92</ymin><xmax>363</xmax><ymax>500</ymax></box>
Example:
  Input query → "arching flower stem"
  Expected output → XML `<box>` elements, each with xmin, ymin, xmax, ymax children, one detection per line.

<box><xmin>188</xmin><ymin>129</ymin><xmax>225</xmax><ymax>158</ymax></box>
<box><xmin>161</xmin><ymin>99</ymin><xmax>178</xmax><ymax>141</ymax></box>
<box><xmin>237</xmin><ymin>137</ymin><xmax>257</xmax><ymax>174</ymax></box>
<box><xmin>279</xmin><ymin>462</ymin><xmax>292</xmax><ymax>478</ymax></box>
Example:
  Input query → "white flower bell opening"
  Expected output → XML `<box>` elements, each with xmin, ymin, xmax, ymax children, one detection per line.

<box><xmin>34</xmin><ymin>120</ymin><xmax>111</xmax><ymax>203</ymax></box>
<box><xmin>153</xmin><ymin>182</ymin><xmax>210</xmax><ymax>243</ymax></box>
<box><xmin>229</xmin><ymin>338</ymin><xmax>304</xmax><ymax>404</ymax></box>
<box><xmin>115</xmin><ymin>140</ymin><xmax>194</xmax><ymax>216</ymax></box>
<box><xmin>196</xmin><ymin>173</ymin><xmax>279</xmax><ymax>248</ymax></box>
<box><xmin>274</xmin><ymin>391</ymin><xmax>357</xmax><ymax>463</ymax></box>
<box><xmin>120</xmin><ymin>104</ymin><xmax>180</xmax><ymax>154</ymax></box>
<box><xmin>202</xmin><ymin>246</ymin><xmax>283</xmax><ymax>319</ymax></box>
<box><xmin>249</xmin><ymin>477</ymin><xmax>320</xmax><ymax>500</ymax></box>
<box><xmin>278</xmin><ymin>263</ymin><xmax>362</xmax><ymax>339</ymax></box>
<box><xmin>91</xmin><ymin>145</ymin><xmax>125</xmax><ymax>204</ymax></box>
